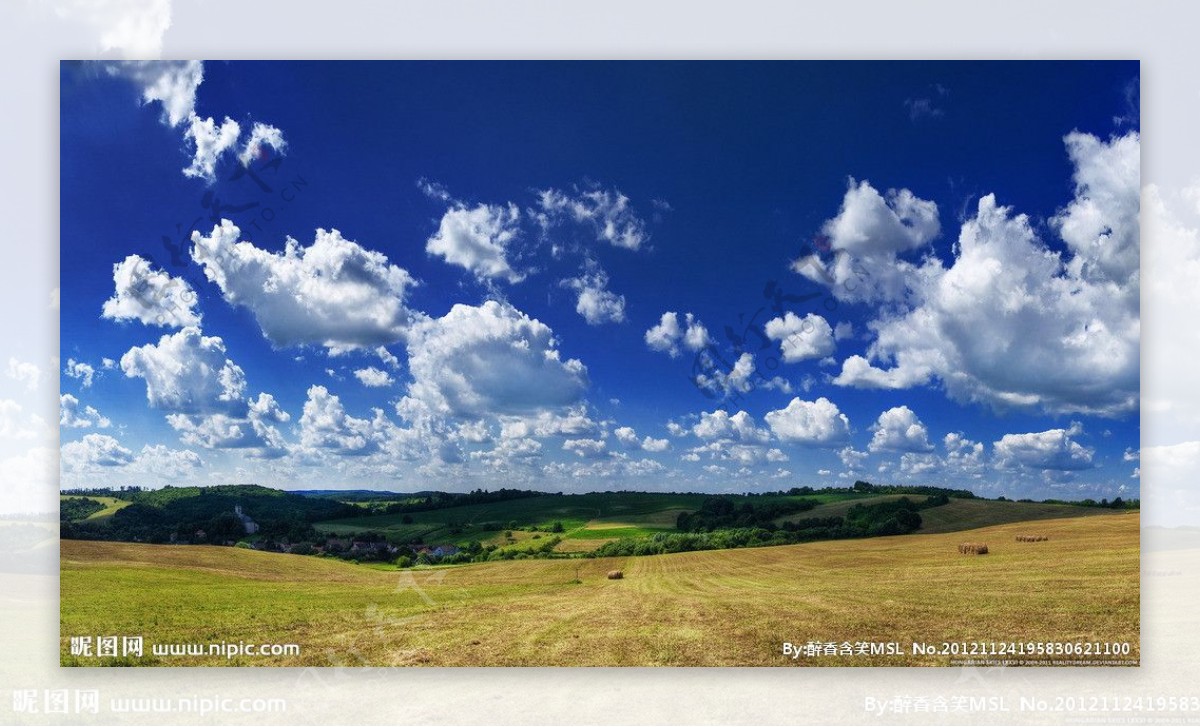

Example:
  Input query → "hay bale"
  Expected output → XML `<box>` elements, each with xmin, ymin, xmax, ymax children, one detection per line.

<box><xmin>958</xmin><ymin>543</ymin><xmax>988</xmax><ymax>555</ymax></box>
<box><xmin>606</xmin><ymin>570</ymin><xmax>623</xmax><ymax>580</ymax></box>
<box><xmin>1015</xmin><ymin>534</ymin><xmax>1049</xmax><ymax>542</ymax></box>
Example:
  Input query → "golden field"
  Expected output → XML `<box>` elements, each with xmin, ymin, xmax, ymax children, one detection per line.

<box><xmin>60</xmin><ymin>512</ymin><xmax>1138</xmax><ymax>666</ymax></box>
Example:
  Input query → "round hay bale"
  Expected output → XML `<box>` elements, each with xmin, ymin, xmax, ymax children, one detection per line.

<box><xmin>606</xmin><ymin>570</ymin><xmax>623</xmax><ymax>580</ymax></box>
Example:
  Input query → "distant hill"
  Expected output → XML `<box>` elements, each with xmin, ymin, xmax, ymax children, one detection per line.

<box><xmin>291</xmin><ymin>489</ymin><xmax>415</xmax><ymax>499</ymax></box>
<box><xmin>60</xmin><ymin>482</ymin><xmax>1135</xmax><ymax>562</ymax></box>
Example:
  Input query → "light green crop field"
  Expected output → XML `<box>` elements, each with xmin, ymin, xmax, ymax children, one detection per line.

<box><xmin>59</xmin><ymin>495</ymin><xmax>132</xmax><ymax>521</ymax></box>
<box><xmin>314</xmin><ymin>490</ymin><xmax>887</xmax><ymax>550</ymax></box>
<box><xmin>61</xmin><ymin>511</ymin><xmax>1139</xmax><ymax>666</ymax></box>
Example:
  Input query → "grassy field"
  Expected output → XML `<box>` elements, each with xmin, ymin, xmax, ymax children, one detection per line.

<box><xmin>59</xmin><ymin>495</ymin><xmax>131</xmax><ymax>521</ymax></box>
<box><xmin>60</xmin><ymin>511</ymin><xmax>1139</xmax><ymax>666</ymax></box>
<box><xmin>915</xmin><ymin>498</ymin><xmax>1111</xmax><ymax>533</ymax></box>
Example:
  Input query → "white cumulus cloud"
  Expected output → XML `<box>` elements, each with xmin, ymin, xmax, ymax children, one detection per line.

<box><xmin>868</xmin><ymin>405</ymin><xmax>933</xmax><ymax>453</ymax></box>
<box><xmin>765</xmin><ymin>312</ymin><xmax>836</xmax><ymax>362</ymax></box>
<box><xmin>61</xmin><ymin>433</ymin><xmax>134</xmax><ymax>470</ymax></box>
<box><xmin>793</xmin><ymin>181</ymin><xmax>939</xmax><ymax>304</ymax></box>
<box><xmin>692</xmin><ymin>409</ymin><xmax>769</xmax><ymax>442</ymax></box>
<box><xmin>426</xmin><ymin>203</ymin><xmax>524</xmax><ymax>283</ymax></box>
<box><xmin>120</xmin><ymin>327</ymin><xmax>247</xmax><ymax>415</ymax></box>
<box><xmin>400</xmin><ymin>300</ymin><xmax>588</xmax><ymax>419</ymax></box>
<box><xmin>562</xmin><ymin>270</ymin><xmax>626</xmax><ymax>325</ymax></box>
<box><xmin>764</xmin><ymin>397</ymin><xmax>850</xmax><ymax>447</ymax></box>
<box><xmin>829</xmin><ymin>132</ymin><xmax>1139</xmax><ymax>417</ymax></box>
<box><xmin>60</xmin><ymin>394</ymin><xmax>111</xmax><ymax>429</ymax></box>
<box><xmin>645</xmin><ymin>311</ymin><xmax>710</xmax><ymax>357</ymax></box>
<box><xmin>353</xmin><ymin>367</ymin><xmax>394</xmax><ymax>388</ymax></box>
<box><xmin>994</xmin><ymin>424</ymin><xmax>1094</xmax><ymax>471</ymax></box>
<box><xmin>191</xmin><ymin>220</ymin><xmax>419</xmax><ymax>353</ymax></box>
<box><xmin>102</xmin><ymin>254</ymin><xmax>201</xmax><ymax>327</ymax></box>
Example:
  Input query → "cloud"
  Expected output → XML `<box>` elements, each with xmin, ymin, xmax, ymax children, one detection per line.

<box><xmin>99</xmin><ymin>60</ymin><xmax>286</xmax><ymax>181</ymax></box>
<box><xmin>692</xmin><ymin>409</ymin><xmax>769</xmax><ymax>442</ymax></box>
<box><xmin>132</xmin><ymin>444</ymin><xmax>203</xmax><ymax>478</ymax></box>
<box><xmin>614</xmin><ymin>426</ymin><xmax>639</xmax><ymax>446</ymax></box>
<box><xmin>868</xmin><ymin>405</ymin><xmax>933</xmax><ymax>453</ymax></box>
<box><xmin>184</xmin><ymin>117</ymin><xmax>287</xmax><ymax>182</ymax></box>
<box><xmin>944</xmin><ymin>432</ymin><xmax>985</xmax><ymax>474</ymax></box>
<box><xmin>375</xmin><ymin>346</ymin><xmax>401</xmax><ymax>371</ymax></box>
<box><xmin>62</xmin><ymin>436</ymin><xmax>205</xmax><ymax>479</ymax></box>
<box><xmin>400</xmin><ymin>300</ymin><xmax>588</xmax><ymax>419</ymax></box>
<box><xmin>994</xmin><ymin>424</ymin><xmax>1094</xmax><ymax>471</ymax></box>
<box><xmin>904</xmin><ymin>86</ymin><xmax>948</xmax><ymax>122</ymax></box>
<box><xmin>298</xmin><ymin>385</ymin><xmax>389</xmax><ymax>456</ymax></box>
<box><xmin>471</xmin><ymin>435</ymin><xmax>542</xmax><ymax>469</ymax></box>
<box><xmin>417</xmin><ymin>178</ymin><xmax>452</xmax><ymax>202</ymax></box>
<box><xmin>497</xmin><ymin>407</ymin><xmax>597</xmax><ymax>440</ymax></box>
<box><xmin>426</xmin><ymin>203</ymin><xmax>524</xmax><ymax>284</ymax></box>
<box><xmin>191</xmin><ymin>220</ymin><xmax>420</xmax><ymax>352</ymax></box>
<box><xmin>238</xmin><ymin>123</ymin><xmax>287</xmax><ymax>166</ymax></box>
<box><xmin>60</xmin><ymin>394</ymin><xmax>111</xmax><ymax>428</ymax></box>
<box><xmin>793</xmin><ymin>181</ymin><xmax>939</xmax><ymax>304</ymax></box>
<box><xmin>64</xmin><ymin>358</ymin><xmax>97</xmax><ymax>388</ymax></box>
<box><xmin>0</xmin><ymin>400</ymin><xmax>48</xmax><ymax>441</ymax></box>
<box><xmin>6</xmin><ymin>358</ymin><xmax>41</xmax><ymax>391</ymax></box>
<box><xmin>764</xmin><ymin>397</ymin><xmax>850</xmax><ymax>446</ymax></box>
<box><xmin>645</xmin><ymin>311</ymin><xmax>710</xmax><ymax>357</ymax></box>
<box><xmin>612</xmin><ymin>426</ymin><xmax>669</xmax><ymax>453</ymax></box>
<box><xmin>61</xmin><ymin>433</ymin><xmax>134</xmax><ymax>470</ymax></box>
<box><xmin>764</xmin><ymin>312</ymin><xmax>836</xmax><ymax>362</ymax></box>
<box><xmin>828</xmin><ymin>133</ymin><xmax>1139</xmax><ymax>417</ymax></box>
<box><xmin>641</xmin><ymin>436</ymin><xmax>669</xmax><ymax>453</ymax></box>
<box><xmin>838</xmin><ymin>446</ymin><xmax>868</xmax><ymax>472</ymax></box>
<box><xmin>688</xmin><ymin>439</ymin><xmax>780</xmax><ymax>467</ymax></box>
<box><xmin>1052</xmin><ymin>131</ymin><xmax>1140</xmax><ymax>284</ymax></box>
<box><xmin>820</xmin><ymin>180</ymin><xmax>940</xmax><ymax>256</ymax></box>
<box><xmin>693</xmin><ymin>351</ymin><xmax>756</xmax><ymax>397</ymax></box>
<box><xmin>120</xmin><ymin>327</ymin><xmax>247</xmax><ymax>415</ymax></box>
<box><xmin>353</xmin><ymin>367</ymin><xmax>394</xmax><ymax>388</ymax></box>
<box><xmin>904</xmin><ymin>97</ymin><xmax>944</xmax><ymax>122</ymax></box>
<box><xmin>563</xmin><ymin>438</ymin><xmax>608</xmax><ymax>458</ymax></box>
<box><xmin>167</xmin><ymin>392</ymin><xmax>289</xmax><ymax>458</ymax></box>
<box><xmin>562</xmin><ymin>270</ymin><xmax>626</xmax><ymax>325</ymax></box>
<box><xmin>102</xmin><ymin>254</ymin><xmax>201</xmax><ymax>327</ymax></box>
<box><xmin>900</xmin><ymin>452</ymin><xmax>941</xmax><ymax>476</ymax></box>
<box><xmin>182</xmin><ymin>114</ymin><xmax>241</xmax><ymax>181</ymax></box>
<box><xmin>537</xmin><ymin>187</ymin><xmax>648</xmax><ymax>250</ymax></box>
<box><xmin>832</xmin><ymin>354</ymin><xmax>930</xmax><ymax>390</ymax></box>
<box><xmin>103</xmin><ymin>60</ymin><xmax>201</xmax><ymax>124</ymax></box>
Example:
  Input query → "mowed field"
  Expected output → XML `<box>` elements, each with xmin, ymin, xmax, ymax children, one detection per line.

<box><xmin>60</xmin><ymin>511</ymin><xmax>1139</xmax><ymax>666</ymax></box>
<box><xmin>59</xmin><ymin>495</ymin><xmax>131</xmax><ymax>520</ymax></box>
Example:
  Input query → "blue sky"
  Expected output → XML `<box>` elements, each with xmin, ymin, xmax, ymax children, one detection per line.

<box><xmin>59</xmin><ymin>61</ymin><xmax>1141</xmax><ymax>499</ymax></box>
